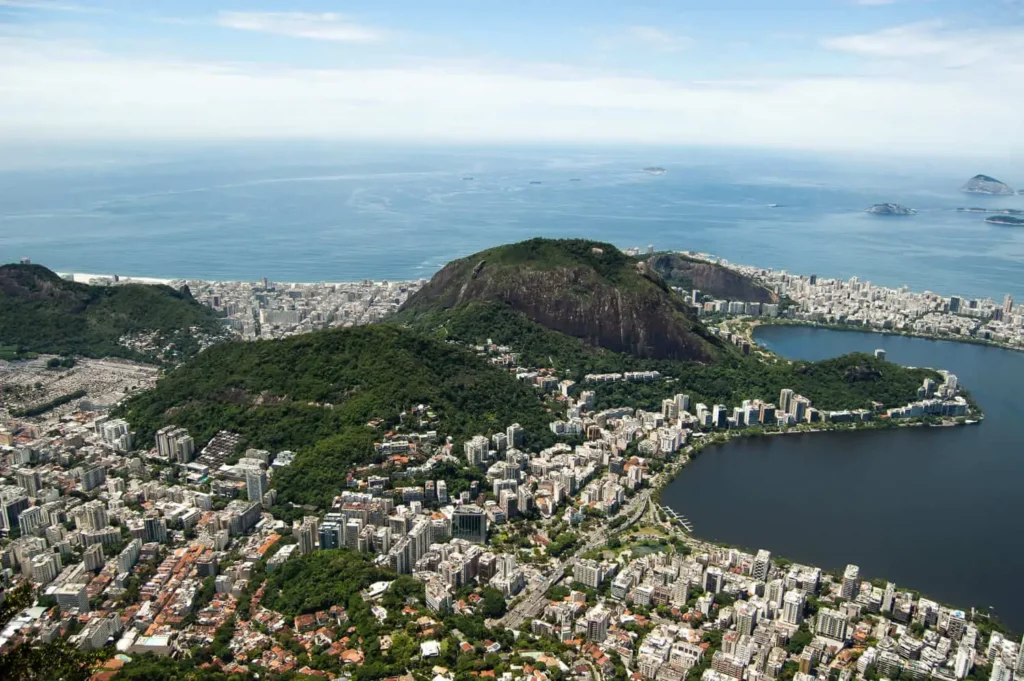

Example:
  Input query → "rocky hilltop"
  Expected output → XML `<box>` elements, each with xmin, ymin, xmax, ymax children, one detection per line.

<box><xmin>396</xmin><ymin>238</ymin><xmax>723</xmax><ymax>362</ymax></box>
<box><xmin>961</xmin><ymin>174</ymin><xmax>1015</xmax><ymax>195</ymax></box>
<box><xmin>0</xmin><ymin>263</ymin><xmax>223</xmax><ymax>361</ymax></box>
<box><xmin>645</xmin><ymin>252</ymin><xmax>777</xmax><ymax>303</ymax></box>
<box><xmin>865</xmin><ymin>203</ymin><xmax>916</xmax><ymax>215</ymax></box>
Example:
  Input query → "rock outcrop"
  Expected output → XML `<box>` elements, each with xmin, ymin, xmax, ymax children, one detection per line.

<box><xmin>961</xmin><ymin>175</ymin><xmax>1015</xmax><ymax>195</ymax></box>
<box><xmin>865</xmin><ymin>203</ymin><xmax>916</xmax><ymax>215</ymax></box>
<box><xmin>645</xmin><ymin>253</ymin><xmax>777</xmax><ymax>304</ymax></box>
<box><xmin>397</xmin><ymin>239</ymin><xmax>722</xmax><ymax>362</ymax></box>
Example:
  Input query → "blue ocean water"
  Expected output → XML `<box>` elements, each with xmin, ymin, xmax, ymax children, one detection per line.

<box><xmin>1</xmin><ymin>143</ymin><xmax>1022</xmax><ymax>299</ymax></box>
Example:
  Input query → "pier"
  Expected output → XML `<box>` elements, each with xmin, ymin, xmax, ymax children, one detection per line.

<box><xmin>658</xmin><ymin>504</ymin><xmax>694</xmax><ymax>533</ymax></box>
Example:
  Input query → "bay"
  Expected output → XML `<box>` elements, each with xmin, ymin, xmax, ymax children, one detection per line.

<box><xmin>660</xmin><ymin>325</ymin><xmax>1024</xmax><ymax>629</ymax></box>
<box><xmin>1</xmin><ymin>143</ymin><xmax>1023</xmax><ymax>300</ymax></box>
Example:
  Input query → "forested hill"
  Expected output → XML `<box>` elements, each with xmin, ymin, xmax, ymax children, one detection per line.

<box><xmin>396</xmin><ymin>238</ymin><xmax>725</xmax><ymax>362</ymax></box>
<box><xmin>117</xmin><ymin>324</ymin><xmax>554</xmax><ymax>509</ymax></box>
<box><xmin>0</xmin><ymin>263</ymin><xmax>223</xmax><ymax>362</ymax></box>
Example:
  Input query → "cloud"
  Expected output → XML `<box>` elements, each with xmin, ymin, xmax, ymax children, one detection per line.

<box><xmin>216</xmin><ymin>11</ymin><xmax>383</xmax><ymax>43</ymax></box>
<box><xmin>599</xmin><ymin>25</ymin><xmax>692</xmax><ymax>53</ymax></box>
<box><xmin>1</xmin><ymin>33</ymin><xmax>1023</xmax><ymax>157</ymax></box>
<box><xmin>822</xmin><ymin>22</ymin><xmax>1024</xmax><ymax>68</ymax></box>
<box><xmin>0</xmin><ymin>0</ymin><xmax>97</xmax><ymax>11</ymax></box>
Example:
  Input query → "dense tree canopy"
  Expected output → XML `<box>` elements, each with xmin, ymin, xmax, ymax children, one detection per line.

<box><xmin>119</xmin><ymin>324</ymin><xmax>555</xmax><ymax>508</ymax></box>
<box><xmin>0</xmin><ymin>263</ymin><xmax>222</xmax><ymax>361</ymax></box>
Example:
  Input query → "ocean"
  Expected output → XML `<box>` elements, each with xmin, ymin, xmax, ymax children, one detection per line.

<box><xmin>1</xmin><ymin>142</ymin><xmax>1022</xmax><ymax>299</ymax></box>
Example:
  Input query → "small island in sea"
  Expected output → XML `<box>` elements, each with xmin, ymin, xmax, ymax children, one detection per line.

<box><xmin>986</xmin><ymin>215</ymin><xmax>1024</xmax><ymax>226</ymax></box>
<box><xmin>958</xmin><ymin>207</ymin><xmax>1023</xmax><ymax>215</ymax></box>
<box><xmin>865</xmin><ymin>203</ymin><xmax>916</xmax><ymax>215</ymax></box>
<box><xmin>642</xmin><ymin>166</ymin><xmax>667</xmax><ymax>174</ymax></box>
<box><xmin>961</xmin><ymin>174</ymin><xmax>1015</xmax><ymax>195</ymax></box>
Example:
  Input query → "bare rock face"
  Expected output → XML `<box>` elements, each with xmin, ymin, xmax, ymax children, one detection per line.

<box><xmin>645</xmin><ymin>253</ymin><xmax>777</xmax><ymax>303</ymax></box>
<box><xmin>398</xmin><ymin>238</ymin><xmax>723</xmax><ymax>362</ymax></box>
<box><xmin>961</xmin><ymin>175</ymin><xmax>1015</xmax><ymax>195</ymax></box>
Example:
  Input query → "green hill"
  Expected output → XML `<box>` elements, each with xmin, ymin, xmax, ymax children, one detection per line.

<box><xmin>0</xmin><ymin>263</ymin><xmax>223</xmax><ymax>362</ymax></box>
<box><xmin>117</xmin><ymin>324</ymin><xmax>554</xmax><ymax>509</ymax></box>
<box><xmin>396</xmin><ymin>238</ymin><xmax>725</xmax><ymax>362</ymax></box>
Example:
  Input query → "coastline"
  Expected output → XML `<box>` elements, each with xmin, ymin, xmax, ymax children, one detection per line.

<box><xmin>650</xmin><ymin>419</ymin><xmax>1012</xmax><ymax>633</ymax></box>
<box><xmin>735</xmin><ymin>316</ymin><xmax>1024</xmax><ymax>356</ymax></box>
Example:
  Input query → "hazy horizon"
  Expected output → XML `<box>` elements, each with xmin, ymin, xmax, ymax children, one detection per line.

<box><xmin>1</xmin><ymin>0</ymin><xmax>1023</xmax><ymax>157</ymax></box>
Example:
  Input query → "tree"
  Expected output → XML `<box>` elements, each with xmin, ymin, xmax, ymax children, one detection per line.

<box><xmin>481</xmin><ymin>588</ymin><xmax>508</xmax><ymax>618</ymax></box>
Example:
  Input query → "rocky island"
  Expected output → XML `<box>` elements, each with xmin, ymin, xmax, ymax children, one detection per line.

<box><xmin>986</xmin><ymin>215</ymin><xmax>1024</xmax><ymax>226</ymax></box>
<box><xmin>865</xmin><ymin>203</ymin><xmax>916</xmax><ymax>215</ymax></box>
<box><xmin>961</xmin><ymin>174</ymin><xmax>1016</xmax><ymax>195</ymax></box>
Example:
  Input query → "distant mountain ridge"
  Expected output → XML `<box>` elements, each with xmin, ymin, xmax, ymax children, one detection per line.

<box><xmin>0</xmin><ymin>263</ymin><xmax>223</xmax><ymax>362</ymax></box>
<box><xmin>396</xmin><ymin>238</ymin><xmax>725</xmax><ymax>362</ymax></box>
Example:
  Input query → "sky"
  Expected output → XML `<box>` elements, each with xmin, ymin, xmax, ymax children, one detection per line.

<box><xmin>1</xmin><ymin>0</ymin><xmax>1023</xmax><ymax>156</ymax></box>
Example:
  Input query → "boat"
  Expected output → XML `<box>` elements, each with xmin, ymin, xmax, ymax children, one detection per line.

<box><xmin>462</xmin><ymin>177</ymin><xmax>474</xmax><ymax>181</ymax></box>
<box><xmin>569</xmin><ymin>178</ymin><xmax>581</xmax><ymax>182</ymax></box>
<box><xmin>768</xmin><ymin>203</ymin><xmax>782</xmax><ymax>208</ymax></box>
<box><xmin>529</xmin><ymin>181</ymin><xmax>542</xmax><ymax>185</ymax></box>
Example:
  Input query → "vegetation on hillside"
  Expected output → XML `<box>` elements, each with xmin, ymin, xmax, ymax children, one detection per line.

<box><xmin>0</xmin><ymin>263</ymin><xmax>223</xmax><ymax>362</ymax></box>
<box><xmin>402</xmin><ymin>302</ymin><xmax>938</xmax><ymax>411</ymax></box>
<box><xmin>118</xmin><ymin>325</ymin><xmax>555</xmax><ymax>509</ymax></box>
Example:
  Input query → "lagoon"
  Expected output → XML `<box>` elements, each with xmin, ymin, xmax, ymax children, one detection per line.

<box><xmin>660</xmin><ymin>325</ymin><xmax>1024</xmax><ymax>629</ymax></box>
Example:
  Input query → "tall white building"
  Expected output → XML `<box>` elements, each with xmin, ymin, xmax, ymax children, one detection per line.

<box><xmin>778</xmin><ymin>389</ymin><xmax>794</xmax><ymax>414</ymax></box>
<box><xmin>464</xmin><ymin>435</ymin><xmax>489</xmax><ymax>466</ymax></box>
<box><xmin>245</xmin><ymin>469</ymin><xmax>268</xmax><ymax>507</ymax></box>
<box><xmin>840</xmin><ymin>564</ymin><xmax>860</xmax><ymax>601</ymax></box>
<box><xmin>753</xmin><ymin>549</ymin><xmax>772</xmax><ymax>582</ymax></box>
<box><xmin>506</xmin><ymin>423</ymin><xmax>524</xmax><ymax>448</ymax></box>
<box><xmin>782</xmin><ymin>590</ymin><xmax>805</xmax><ymax>625</ymax></box>
<box><xmin>815</xmin><ymin>608</ymin><xmax>849</xmax><ymax>641</ymax></box>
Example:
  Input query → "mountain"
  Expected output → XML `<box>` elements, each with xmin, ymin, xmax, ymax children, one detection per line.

<box><xmin>645</xmin><ymin>252</ymin><xmax>778</xmax><ymax>303</ymax></box>
<box><xmin>0</xmin><ymin>263</ymin><xmax>224</xmax><ymax>362</ymax></box>
<box><xmin>117</xmin><ymin>324</ymin><xmax>554</xmax><ymax>510</ymax></box>
<box><xmin>396</xmin><ymin>238</ymin><xmax>724</xmax><ymax>362</ymax></box>
<box><xmin>961</xmin><ymin>174</ymin><xmax>1015</xmax><ymax>195</ymax></box>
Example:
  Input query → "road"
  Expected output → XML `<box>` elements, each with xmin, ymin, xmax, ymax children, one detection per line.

<box><xmin>496</xmin><ymin>488</ymin><xmax>653</xmax><ymax>631</ymax></box>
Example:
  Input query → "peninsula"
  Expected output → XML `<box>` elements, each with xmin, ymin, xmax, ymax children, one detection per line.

<box><xmin>0</xmin><ymin>241</ymin><xmax>1000</xmax><ymax>681</ymax></box>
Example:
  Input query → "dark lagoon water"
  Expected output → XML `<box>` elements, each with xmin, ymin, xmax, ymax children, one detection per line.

<box><xmin>661</xmin><ymin>325</ymin><xmax>1024</xmax><ymax>629</ymax></box>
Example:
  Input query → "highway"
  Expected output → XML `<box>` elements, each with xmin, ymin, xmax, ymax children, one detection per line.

<box><xmin>496</xmin><ymin>488</ymin><xmax>653</xmax><ymax>631</ymax></box>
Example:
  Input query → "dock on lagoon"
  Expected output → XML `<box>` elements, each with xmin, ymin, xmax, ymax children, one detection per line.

<box><xmin>658</xmin><ymin>504</ymin><xmax>694</xmax><ymax>533</ymax></box>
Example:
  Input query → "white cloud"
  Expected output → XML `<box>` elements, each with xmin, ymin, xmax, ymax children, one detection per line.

<box><xmin>215</xmin><ymin>11</ymin><xmax>383</xmax><ymax>43</ymax></box>
<box><xmin>598</xmin><ymin>25</ymin><xmax>692</xmax><ymax>53</ymax></box>
<box><xmin>823</xmin><ymin>22</ymin><xmax>1024</xmax><ymax>68</ymax></box>
<box><xmin>0</xmin><ymin>32</ymin><xmax>1022</xmax><ymax>156</ymax></box>
<box><xmin>0</xmin><ymin>0</ymin><xmax>97</xmax><ymax>11</ymax></box>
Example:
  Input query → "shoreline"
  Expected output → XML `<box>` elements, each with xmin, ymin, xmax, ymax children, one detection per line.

<box><xmin>749</xmin><ymin>317</ymin><xmax>1024</xmax><ymax>355</ymax></box>
<box><xmin>56</xmin><ymin>271</ymin><xmax>422</xmax><ymax>287</ymax></box>
<box><xmin>650</xmin><ymin>418</ymin><xmax>1010</xmax><ymax>633</ymax></box>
